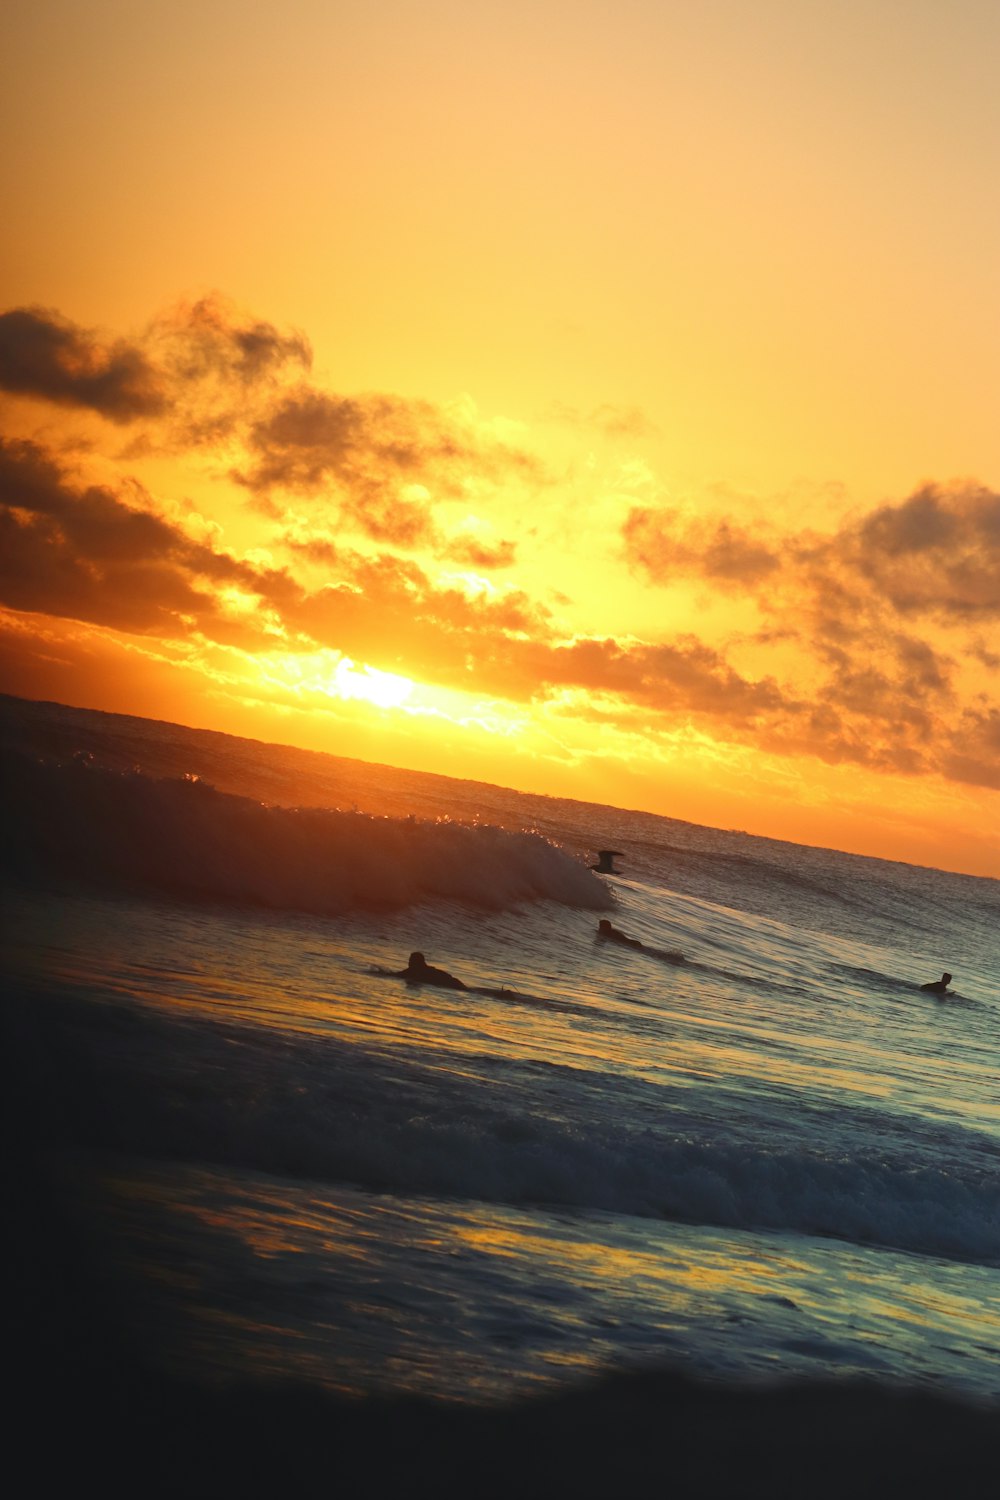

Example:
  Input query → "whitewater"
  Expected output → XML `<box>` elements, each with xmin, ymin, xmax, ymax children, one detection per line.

<box><xmin>3</xmin><ymin>692</ymin><xmax>999</xmax><ymax>1416</ymax></box>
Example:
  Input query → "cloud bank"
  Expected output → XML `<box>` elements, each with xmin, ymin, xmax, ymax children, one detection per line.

<box><xmin>1</xmin><ymin>296</ymin><xmax>997</xmax><ymax>799</ymax></box>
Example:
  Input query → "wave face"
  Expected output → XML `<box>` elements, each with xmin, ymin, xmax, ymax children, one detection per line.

<box><xmin>1</xmin><ymin>749</ymin><xmax>612</xmax><ymax>915</ymax></box>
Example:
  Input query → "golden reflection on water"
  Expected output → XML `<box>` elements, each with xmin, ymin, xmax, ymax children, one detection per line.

<box><xmin>86</xmin><ymin>1163</ymin><xmax>1000</xmax><ymax>1406</ymax></box>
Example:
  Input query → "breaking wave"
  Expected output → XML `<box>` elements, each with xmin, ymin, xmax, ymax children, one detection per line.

<box><xmin>1</xmin><ymin>749</ymin><xmax>612</xmax><ymax>915</ymax></box>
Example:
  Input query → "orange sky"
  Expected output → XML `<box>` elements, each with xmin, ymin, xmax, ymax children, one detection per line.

<box><xmin>2</xmin><ymin>0</ymin><xmax>998</xmax><ymax>875</ymax></box>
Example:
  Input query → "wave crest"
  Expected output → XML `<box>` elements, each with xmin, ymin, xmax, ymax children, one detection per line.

<box><xmin>1</xmin><ymin>749</ymin><xmax>612</xmax><ymax>915</ymax></box>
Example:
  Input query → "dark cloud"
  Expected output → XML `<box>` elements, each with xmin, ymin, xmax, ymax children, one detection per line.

<box><xmin>285</xmin><ymin>535</ymin><xmax>341</xmax><ymax>566</ymax></box>
<box><xmin>0</xmin><ymin>298</ymin><xmax>538</xmax><ymax>557</ymax></box>
<box><xmin>235</xmin><ymin>388</ymin><xmax>466</xmax><ymax>547</ymax></box>
<box><xmin>0</xmin><ymin>437</ymin><xmax>294</xmax><ymax>639</ymax></box>
<box><xmin>157</xmin><ymin>294</ymin><xmax>312</xmax><ymax>385</ymax></box>
<box><xmin>0</xmin><ymin>307</ymin><xmax>166</xmax><ymax>421</ymax></box>
<box><xmin>623</xmin><ymin>507</ymin><xmax>781</xmax><ymax>584</ymax></box>
<box><xmin>527</xmin><ymin>636</ymin><xmax>791</xmax><ymax>723</ymax></box>
<box><xmin>148</xmin><ymin>296</ymin><xmax>312</xmax><ymax>446</ymax></box>
<box><xmin>625</xmin><ymin>482</ymin><xmax>1000</xmax><ymax>620</ymax></box>
<box><xmin>619</xmin><ymin>483</ymin><xmax>1000</xmax><ymax>788</ymax></box>
<box><xmin>236</xmin><ymin>387</ymin><xmax>543</xmax><ymax>547</ymax></box>
<box><xmin>2</xmin><ymin>298</ymin><xmax>995</xmax><ymax>803</ymax></box>
<box><xmin>940</xmin><ymin>708</ymin><xmax>1000</xmax><ymax>791</ymax></box>
<box><xmin>812</xmin><ymin>631</ymin><xmax>954</xmax><ymax>716</ymax></box>
<box><xmin>889</xmin><ymin>633</ymin><xmax>953</xmax><ymax>696</ymax></box>
<box><xmin>242</xmin><ymin>391</ymin><xmax>455</xmax><ymax>490</ymax></box>
<box><xmin>848</xmin><ymin>484</ymin><xmax>1000</xmax><ymax>618</ymax></box>
<box><xmin>0</xmin><ymin>297</ymin><xmax>311</xmax><ymax>446</ymax></box>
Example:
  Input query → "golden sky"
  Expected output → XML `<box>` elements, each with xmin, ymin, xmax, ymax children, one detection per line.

<box><xmin>2</xmin><ymin>0</ymin><xmax>998</xmax><ymax>875</ymax></box>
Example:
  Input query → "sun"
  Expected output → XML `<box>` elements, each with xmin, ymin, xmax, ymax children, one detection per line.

<box><xmin>256</xmin><ymin>649</ymin><xmax>414</xmax><ymax>712</ymax></box>
<box><xmin>326</xmin><ymin>657</ymin><xmax>414</xmax><ymax>710</ymax></box>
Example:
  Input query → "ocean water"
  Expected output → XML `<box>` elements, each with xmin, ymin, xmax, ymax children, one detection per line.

<box><xmin>3</xmin><ymin>693</ymin><xmax>999</xmax><ymax>1415</ymax></box>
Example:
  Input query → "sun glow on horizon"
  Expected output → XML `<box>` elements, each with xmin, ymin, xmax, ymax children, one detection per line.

<box><xmin>1</xmin><ymin>2</ymin><xmax>998</xmax><ymax>875</ymax></box>
<box><xmin>261</xmin><ymin>652</ymin><xmax>415</xmax><ymax>712</ymax></box>
<box><xmin>262</xmin><ymin>648</ymin><xmax>534</xmax><ymax>739</ymax></box>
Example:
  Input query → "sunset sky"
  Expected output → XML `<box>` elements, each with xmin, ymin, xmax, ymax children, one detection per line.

<box><xmin>2</xmin><ymin>0</ymin><xmax>998</xmax><ymax>875</ymax></box>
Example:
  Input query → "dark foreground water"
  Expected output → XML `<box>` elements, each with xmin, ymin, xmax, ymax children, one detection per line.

<box><xmin>3</xmin><ymin>693</ymin><xmax>998</xmax><ymax>1495</ymax></box>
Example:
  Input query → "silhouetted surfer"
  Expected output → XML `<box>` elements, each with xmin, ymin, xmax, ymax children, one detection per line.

<box><xmin>920</xmin><ymin>971</ymin><xmax>952</xmax><ymax>995</ymax></box>
<box><xmin>394</xmin><ymin>952</ymin><xmax>467</xmax><ymax>990</ymax></box>
<box><xmin>597</xmin><ymin>918</ymin><xmax>644</xmax><ymax>949</ymax></box>
<box><xmin>597</xmin><ymin>919</ymin><xmax>685</xmax><ymax>964</ymax></box>
<box><xmin>591</xmin><ymin>850</ymin><xmax>624</xmax><ymax>874</ymax></box>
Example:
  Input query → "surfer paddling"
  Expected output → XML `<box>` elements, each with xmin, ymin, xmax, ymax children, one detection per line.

<box><xmin>394</xmin><ymin>952</ymin><xmax>467</xmax><ymax>990</ymax></box>
<box><xmin>919</xmin><ymin>971</ymin><xmax>953</xmax><ymax>995</ymax></box>
<box><xmin>591</xmin><ymin>850</ymin><xmax>624</xmax><ymax>874</ymax></box>
<box><xmin>597</xmin><ymin>918</ymin><xmax>644</xmax><ymax>949</ymax></box>
<box><xmin>596</xmin><ymin>919</ymin><xmax>686</xmax><ymax>964</ymax></box>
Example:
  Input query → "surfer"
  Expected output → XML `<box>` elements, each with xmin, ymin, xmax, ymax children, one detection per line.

<box><xmin>919</xmin><ymin>971</ymin><xmax>952</xmax><ymax>995</ymax></box>
<box><xmin>597</xmin><ymin>919</ymin><xmax>686</xmax><ymax>964</ymax></box>
<box><xmin>597</xmin><ymin>918</ymin><xmax>644</xmax><ymax>949</ymax></box>
<box><xmin>591</xmin><ymin>850</ymin><xmax>624</xmax><ymax>874</ymax></box>
<box><xmin>394</xmin><ymin>952</ymin><xmax>467</xmax><ymax>990</ymax></box>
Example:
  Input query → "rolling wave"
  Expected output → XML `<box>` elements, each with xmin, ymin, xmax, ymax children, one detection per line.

<box><xmin>1</xmin><ymin>748</ymin><xmax>612</xmax><ymax>915</ymax></box>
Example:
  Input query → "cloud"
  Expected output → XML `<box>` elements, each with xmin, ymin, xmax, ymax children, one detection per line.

<box><xmin>0</xmin><ymin>307</ymin><xmax>166</xmax><ymax>421</ymax></box>
<box><xmin>623</xmin><ymin>507</ymin><xmax>781</xmax><ymax>584</ymax></box>
<box><xmin>237</xmin><ymin>388</ymin><xmax>440</xmax><ymax>543</ymax></box>
<box><xmin>512</xmin><ymin>635</ymin><xmax>791</xmax><ymax>724</ymax></box>
<box><xmin>624</xmin><ymin>481</ymin><xmax>1000</xmax><ymax>620</ymax></box>
<box><xmin>147</xmin><ymin>295</ymin><xmax>312</xmax><ymax>446</ymax></box>
<box><xmin>285</xmin><ymin>549</ymin><xmax>548</xmax><ymax>681</ymax></box>
<box><xmin>442</xmin><ymin>534</ymin><xmax>518</xmax><ymax>569</ymax></box>
<box><xmin>848</xmin><ymin>483</ymin><xmax>1000</xmax><ymax>619</ymax></box>
<box><xmin>0</xmin><ymin>296</ymin><xmax>311</xmax><ymax>446</ymax></box>
<box><xmin>0</xmin><ymin>296</ymin><xmax>538</xmax><ymax>556</ymax></box>
<box><xmin>619</xmin><ymin>483</ymin><xmax>1000</xmax><ymax>787</ymax></box>
<box><xmin>284</xmin><ymin>505</ymin><xmax>518</xmax><ymax>571</ymax></box>
<box><xmin>286</xmin><ymin>564</ymin><xmax>975</xmax><ymax>787</ymax></box>
<box><xmin>2</xmin><ymin>296</ymin><xmax>995</xmax><ymax>805</ymax></box>
<box><xmin>281</xmin><ymin>545</ymin><xmax>800</xmax><ymax>734</ymax></box>
<box><xmin>155</xmin><ymin>294</ymin><xmax>312</xmax><ymax>386</ymax></box>
<box><xmin>940</xmin><ymin>708</ymin><xmax>1000</xmax><ymax>791</ymax></box>
<box><xmin>236</xmin><ymin>385</ymin><xmax>544</xmax><ymax>548</ymax></box>
<box><xmin>0</xmin><ymin>437</ymin><xmax>294</xmax><ymax>640</ymax></box>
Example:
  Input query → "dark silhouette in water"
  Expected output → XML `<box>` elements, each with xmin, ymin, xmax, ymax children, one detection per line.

<box><xmin>597</xmin><ymin>918</ymin><xmax>644</xmax><ymax>949</ymax></box>
<box><xmin>597</xmin><ymin>919</ymin><xmax>686</xmax><ymax>964</ymax></box>
<box><xmin>591</xmin><ymin>850</ymin><xmax>624</xmax><ymax>874</ymax></box>
<box><xmin>920</xmin><ymin>972</ymin><xmax>953</xmax><ymax>995</ymax></box>
<box><xmin>395</xmin><ymin>952</ymin><xmax>467</xmax><ymax>990</ymax></box>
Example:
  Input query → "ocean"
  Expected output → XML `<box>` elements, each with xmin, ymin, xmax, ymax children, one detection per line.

<box><xmin>3</xmin><ymin>691</ymin><xmax>999</xmax><ymax>1492</ymax></box>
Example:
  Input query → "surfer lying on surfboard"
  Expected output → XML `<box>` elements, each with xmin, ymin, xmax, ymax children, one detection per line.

<box><xmin>597</xmin><ymin>918</ymin><xmax>645</xmax><ymax>948</ymax></box>
<box><xmin>596</xmin><ymin>920</ymin><xmax>686</xmax><ymax>964</ymax></box>
<box><xmin>919</xmin><ymin>971</ymin><xmax>952</xmax><ymax>995</ymax></box>
<box><xmin>393</xmin><ymin>952</ymin><xmax>467</xmax><ymax>990</ymax></box>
